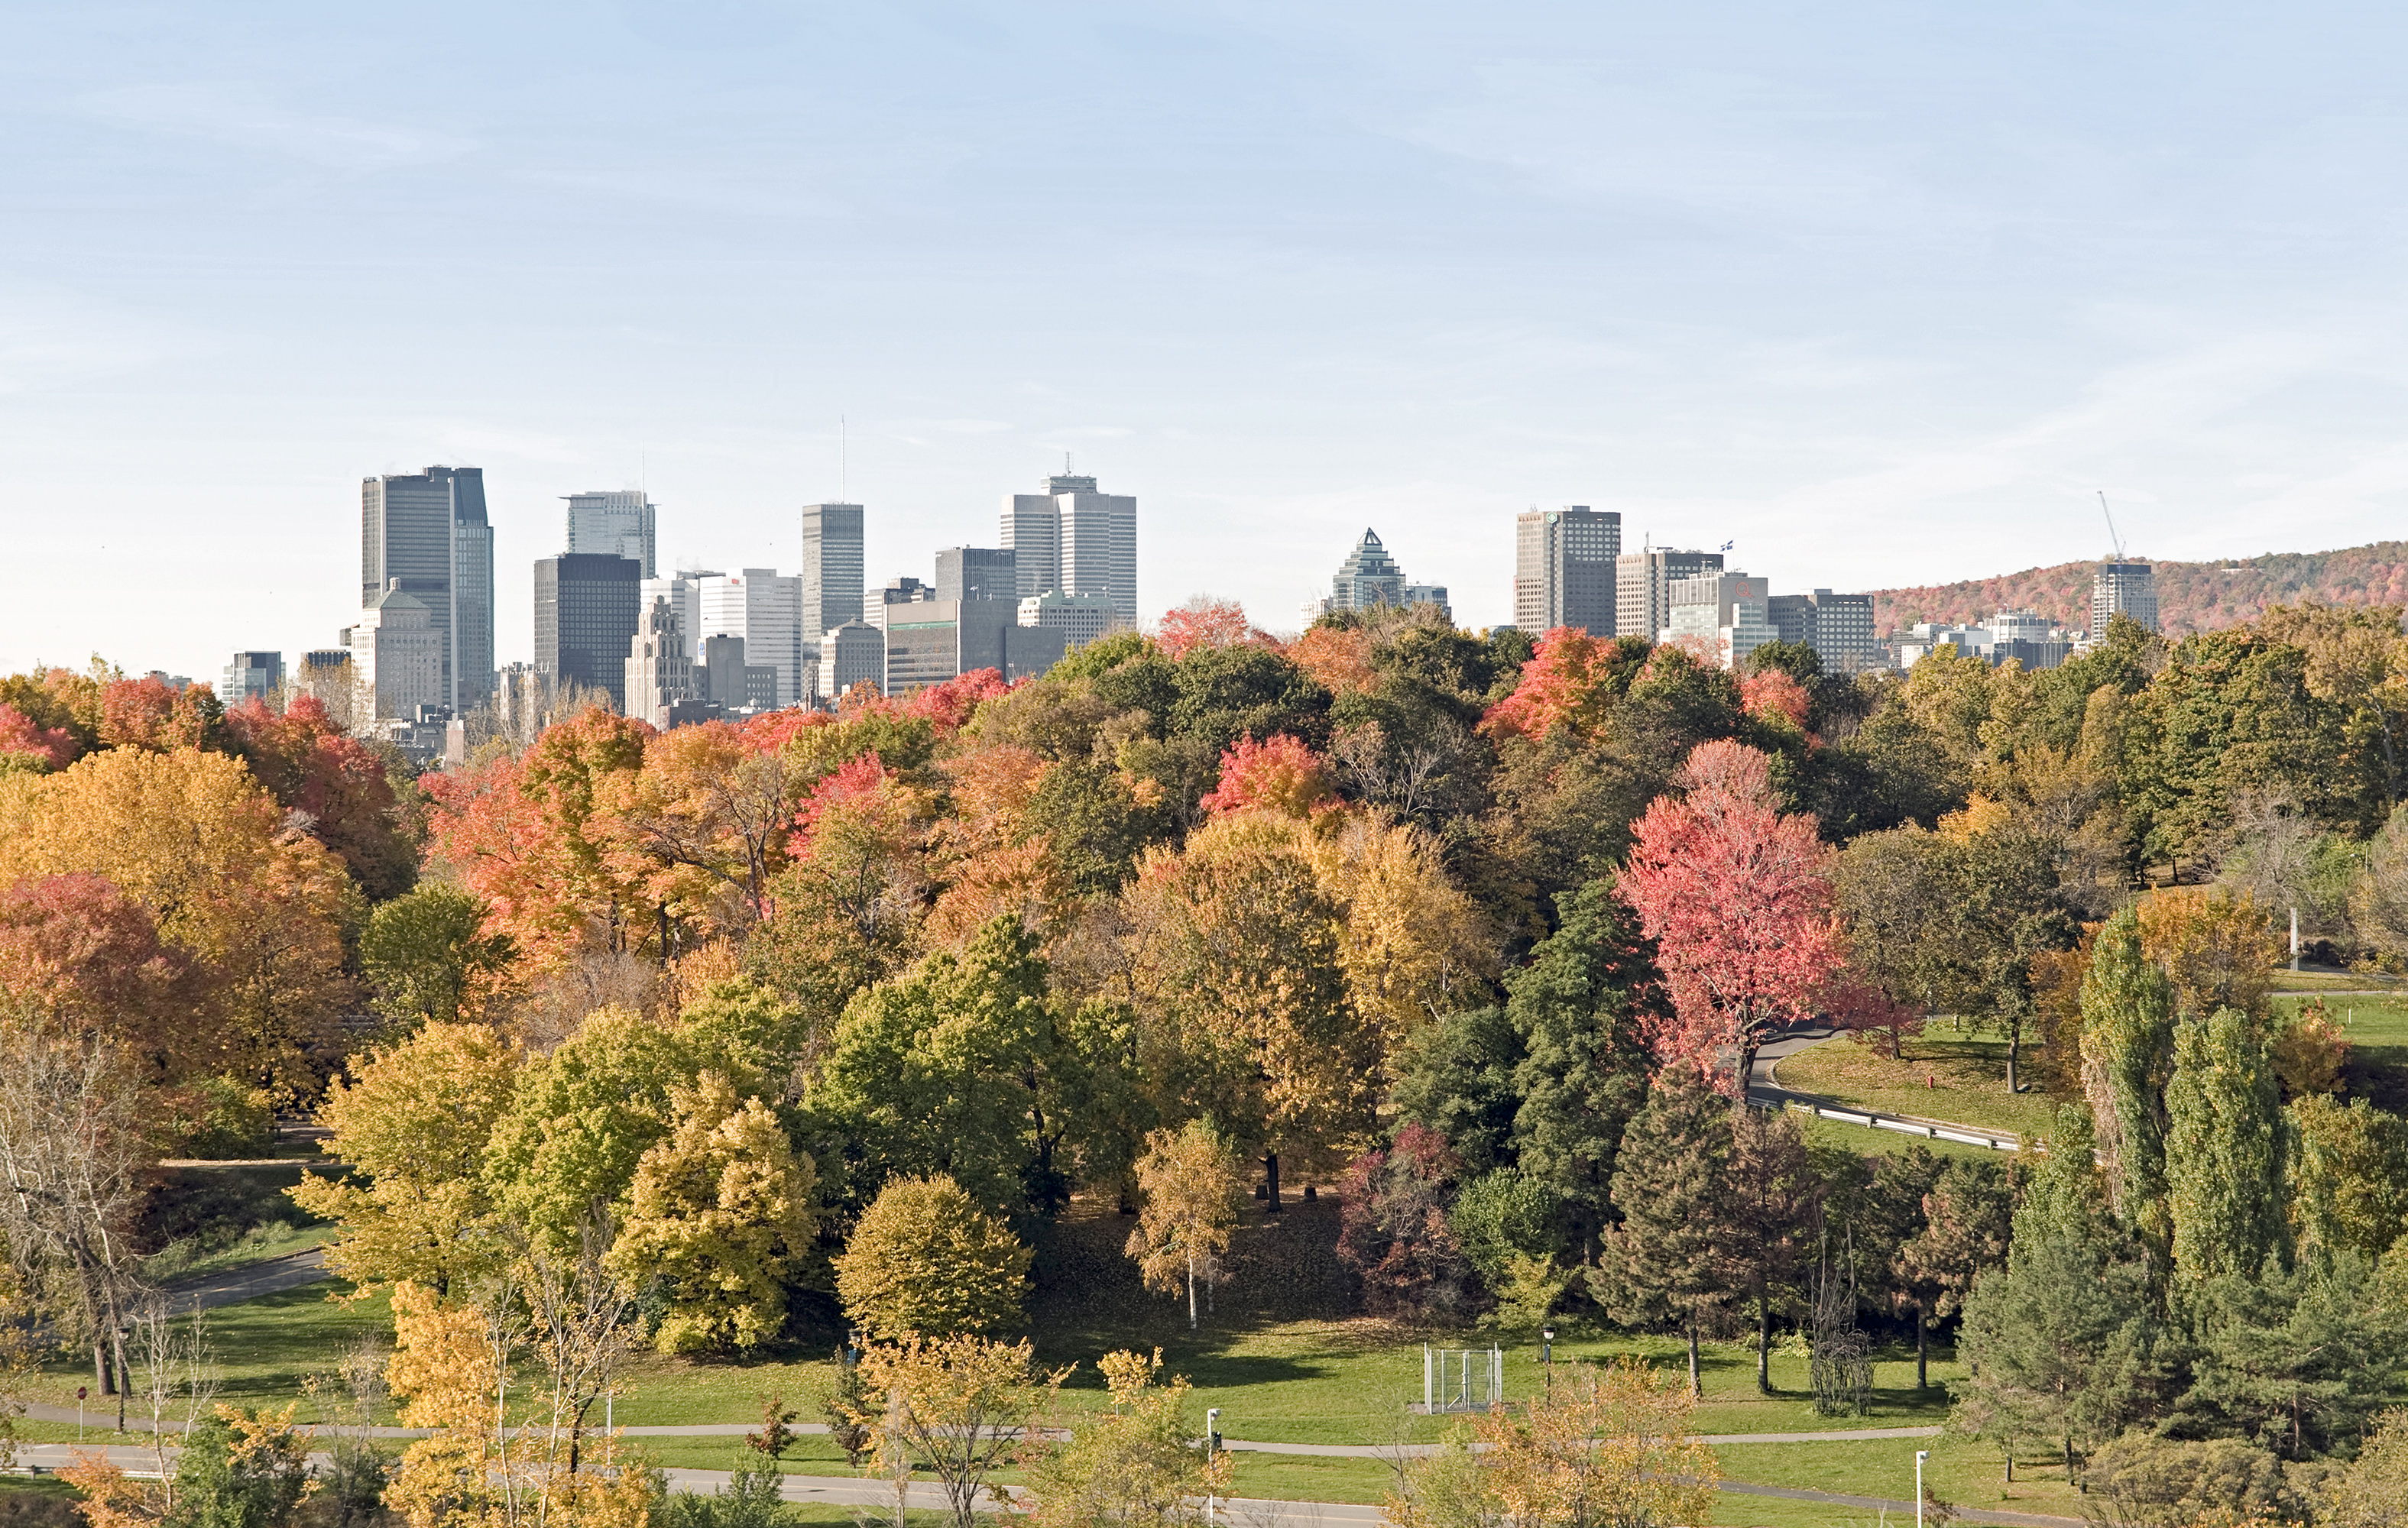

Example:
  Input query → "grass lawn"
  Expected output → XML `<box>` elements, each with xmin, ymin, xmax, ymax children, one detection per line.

<box><xmin>1769</xmin><ymin>1034</ymin><xmax>2064</xmax><ymax>1144</ymax></box>
<box><xmin>21</xmin><ymin>1282</ymin><xmax>397</xmax><ymax>1423</ymax></box>
<box><xmin>2276</xmin><ymin>994</ymin><xmax>2408</xmax><ymax>1112</ymax></box>
<box><xmin>2268</xmin><ymin>969</ymin><xmax>2400</xmax><ymax>993</ymax></box>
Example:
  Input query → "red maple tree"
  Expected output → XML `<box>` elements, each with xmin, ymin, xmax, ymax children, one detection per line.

<box><xmin>1197</xmin><ymin>733</ymin><xmax>1338</xmax><ymax>819</ymax></box>
<box><xmin>1478</xmin><ymin>628</ymin><xmax>1648</xmax><ymax>743</ymax></box>
<box><xmin>1156</xmin><ymin>598</ymin><xmax>1273</xmax><ymax>659</ymax></box>
<box><xmin>0</xmin><ymin>703</ymin><xmax>76</xmax><ymax>770</ymax></box>
<box><xmin>1618</xmin><ymin>738</ymin><xmax>1841</xmax><ymax>1092</ymax></box>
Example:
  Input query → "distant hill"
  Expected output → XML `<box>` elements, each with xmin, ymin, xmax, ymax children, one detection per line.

<box><xmin>1866</xmin><ymin>542</ymin><xmax>2408</xmax><ymax>639</ymax></box>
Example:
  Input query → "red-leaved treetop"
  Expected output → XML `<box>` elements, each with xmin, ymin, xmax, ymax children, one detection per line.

<box><xmin>1156</xmin><ymin>598</ymin><xmax>1273</xmax><ymax>659</ymax></box>
<box><xmin>1738</xmin><ymin>669</ymin><xmax>1811</xmax><ymax>733</ymax></box>
<box><xmin>0</xmin><ymin>704</ymin><xmax>76</xmax><ymax>772</ymax></box>
<box><xmin>903</xmin><ymin>668</ymin><xmax>1013</xmax><ymax>736</ymax></box>
<box><xmin>1198</xmin><ymin>733</ymin><xmax>1338</xmax><ymax>819</ymax></box>
<box><xmin>223</xmin><ymin>695</ymin><xmax>416</xmax><ymax>901</ymax></box>
<box><xmin>1478</xmin><ymin>628</ymin><xmax>1648</xmax><ymax>743</ymax></box>
<box><xmin>96</xmin><ymin>675</ymin><xmax>222</xmax><ymax>753</ymax></box>
<box><xmin>1618</xmin><ymin>738</ymin><xmax>1841</xmax><ymax>1093</ymax></box>
<box><xmin>0</xmin><ymin>872</ymin><xmax>206</xmax><ymax>1076</ymax></box>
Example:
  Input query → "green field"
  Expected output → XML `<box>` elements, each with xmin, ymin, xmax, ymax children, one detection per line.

<box><xmin>1769</xmin><ymin>1033</ymin><xmax>2062</xmax><ymax>1144</ymax></box>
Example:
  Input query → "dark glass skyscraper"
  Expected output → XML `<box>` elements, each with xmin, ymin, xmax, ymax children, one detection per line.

<box><xmin>535</xmin><ymin>554</ymin><xmax>643</xmax><ymax>711</ymax></box>
<box><xmin>361</xmin><ymin>465</ymin><xmax>494</xmax><ymax>713</ymax></box>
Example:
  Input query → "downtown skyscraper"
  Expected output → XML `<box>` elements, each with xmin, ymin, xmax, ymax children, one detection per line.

<box><xmin>1002</xmin><ymin>473</ymin><xmax>1138</xmax><ymax>625</ymax></box>
<box><xmin>563</xmin><ymin>490</ymin><xmax>658</xmax><ymax>577</ymax></box>
<box><xmin>361</xmin><ymin>465</ymin><xmax>494</xmax><ymax>714</ymax></box>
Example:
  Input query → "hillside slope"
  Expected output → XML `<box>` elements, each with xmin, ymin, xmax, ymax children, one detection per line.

<box><xmin>1867</xmin><ymin>541</ymin><xmax>2408</xmax><ymax>638</ymax></box>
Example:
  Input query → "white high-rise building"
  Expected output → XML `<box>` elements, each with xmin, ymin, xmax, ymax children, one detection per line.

<box><xmin>624</xmin><ymin>597</ymin><xmax>696</xmax><ymax>728</ymax></box>
<box><xmin>351</xmin><ymin>581</ymin><xmax>445</xmax><ymax>720</ymax></box>
<box><xmin>640</xmin><ymin>570</ymin><xmax>719</xmax><ymax>661</ymax></box>
<box><xmin>564</xmin><ymin>490</ymin><xmax>658</xmax><ymax>578</ymax></box>
<box><xmin>819</xmin><ymin>620</ymin><xmax>885</xmax><ymax>704</ymax></box>
<box><xmin>1019</xmin><ymin>590</ymin><xmax>1122</xmax><ymax>651</ymax></box>
<box><xmin>2091</xmin><ymin>561</ymin><xmax>2160</xmax><ymax>636</ymax></box>
<box><xmin>1663</xmin><ymin>571</ymin><xmax>1772</xmax><ymax>671</ymax></box>
<box><xmin>1000</xmin><ymin>472</ymin><xmax>1138</xmax><ymax>623</ymax></box>
<box><xmin>698</xmin><ymin>570</ymin><xmax>804</xmax><ymax>707</ymax></box>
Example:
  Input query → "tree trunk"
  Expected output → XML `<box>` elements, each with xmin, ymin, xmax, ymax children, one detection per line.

<box><xmin>1687</xmin><ymin>1319</ymin><xmax>1701</xmax><ymax>1398</ymax></box>
<box><xmin>1756</xmin><ymin>1297</ymin><xmax>1771</xmax><ymax>1394</ymax></box>
<box><xmin>2004</xmin><ymin>1452</ymin><xmax>2013</xmax><ymax>1484</ymax></box>
<box><xmin>1263</xmin><ymin>1153</ymin><xmax>1282</xmax><ymax>1215</ymax></box>
<box><xmin>92</xmin><ymin>1339</ymin><xmax>109</xmax><ymax>1397</ymax></box>
<box><xmin>1187</xmin><ymin>1253</ymin><xmax>1198</xmax><ymax>1332</ymax></box>
<box><xmin>2005</xmin><ymin>1018</ymin><xmax>2020</xmax><ymax>1093</ymax></box>
<box><xmin>1916</xmin><ymin>1300</ymin><xmax>1928</xmax><ymax>1389</ymax></box>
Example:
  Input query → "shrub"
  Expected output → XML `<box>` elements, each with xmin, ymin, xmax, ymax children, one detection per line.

<box><xmin>835</xmin><ymin>1174</ymin><xmax>1029</xmax><ymax>1339</ymax></box>
<box><xmin>166</xmin><ymin>1078</ymin><xmax>275</xmax><ymax>1160</ymax></box>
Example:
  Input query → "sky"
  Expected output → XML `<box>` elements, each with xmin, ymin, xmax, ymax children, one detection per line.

<box><xmin>8</xmin><ymin>2</ymin><xmax>2408</xmax><ymax>682</ymax></box>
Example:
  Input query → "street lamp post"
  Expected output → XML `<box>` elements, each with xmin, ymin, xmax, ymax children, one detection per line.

<box><xmin>1541</xmin><ymin>1327</ymin><xmax>1554</xmax><ymax>1394</ymax></box>
<box><xmin>1915</xmin><ymin>1449</ymin><xmax>1930</xmax><ymax>1528</ymax></box>
<box><xmin>1205</xmin><ymin>1407</ymin><xmax>1222</xmax><ymax>1524</ymax></box>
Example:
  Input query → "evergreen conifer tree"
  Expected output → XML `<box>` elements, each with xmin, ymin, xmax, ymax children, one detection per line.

<box><xmin>1509</xmin><ymin>879</ymin><xmax>1664</xmax><ymax>1261</ymax></box>
<box><xmin>1594</xmin><ymin>1064</ymin><xmax>1736</xmax><ymax>1396</ymax></box>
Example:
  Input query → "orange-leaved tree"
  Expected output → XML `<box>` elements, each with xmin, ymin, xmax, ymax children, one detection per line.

<box><xmin>1478</xmin><ymin>628</ymin><xmax>1650</xmax><ymax>743</ymax></box>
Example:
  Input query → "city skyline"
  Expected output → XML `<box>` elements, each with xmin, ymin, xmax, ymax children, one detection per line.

<box><xmin>13</xmin><ymin>5</ymin><xmax>2408</xmax><ymax>684</ymax></box>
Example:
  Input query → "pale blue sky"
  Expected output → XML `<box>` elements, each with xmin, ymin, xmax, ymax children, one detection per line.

<box><xmin>7</xmin><ymin>2</ymin><xmax>2407</xmax><ymax>680</ymax></box>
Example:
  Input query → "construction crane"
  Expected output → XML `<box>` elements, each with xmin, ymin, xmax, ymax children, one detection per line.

<box><xmin>2098</xmin><ymin>490</ymin><xmax>2126</xmax><ymax>559</ymax></box>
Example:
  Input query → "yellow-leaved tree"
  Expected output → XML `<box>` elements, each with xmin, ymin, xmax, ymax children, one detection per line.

<box><xmin>1019</xmin><ymin>1348</ymin><xmax>1230</xmax><ymax>1528</ymax></box>
<box><xmin>1386</xmin><ymin>1358</ymin><xmax>1720</xmax><ymax>1528</ymax></box>
<box><xmin>605</xmin><ymin>1072</ymin><xmax>815</xmax><ymax>1354</ymax></box>
<box><xmin>842</xmin><ymin>1333</ymin><xmax>1068</xmax><ymax>1528</ymax></box>
<box><xmin>1124</xmin><ymin>1119</ymin><xmax>1243</xmax><ymax>1331</ymax></box>
<box><xmin>0</xmin><ymin>746</ymin><xmax>356</xmax><ymax>1099</ymax></box>
<box><xmin>385</xmin><ymin>1280</ymin><xmax>655</xmax><ymax>1528</ymax></box>
<box><xmin>287</xmin><ymin>1021</ymin><xmax>523</xmax><ymax>1298</ymax></box>
<box><xmin>835</xmin><ymin>1174</ymin><xmax>1029</xmax><ymax>1339</ymax></box>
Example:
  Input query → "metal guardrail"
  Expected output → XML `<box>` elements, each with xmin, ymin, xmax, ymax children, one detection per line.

<box><xmin>1778</xmin><ymin>1098</ymin><xmax>2025</xmax><ymax>1154</ymax></box>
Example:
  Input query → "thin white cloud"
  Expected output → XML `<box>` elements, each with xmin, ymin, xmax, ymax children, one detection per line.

<box><xmin>78</xmin><ymin>83</ymin><xmax>472</xmax><ymax>171</ymax></box>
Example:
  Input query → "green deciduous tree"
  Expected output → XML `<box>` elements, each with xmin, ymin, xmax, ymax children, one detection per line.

<box><xmin>608</xmin><ymin>1073</ymin><xmax>816</xmax><ymax>1355</ymax></box>
<box><xmin>287</xmin><ymin>1021</ymin><xmax>522</xmax><ymax>1297</ymax></box>
<box><xmin>2289</xmin><ymin>1095</ymin><xmax>2408</xmax><ymax>1267</ymax></box>
<box><xmin>835</xmin><ymin>1174</ymin><xmax>1030</xmax><ymax>1339</ymax></box>
<box><xmin>482</xmin><ymin>1005</ymin><xmax>718</xmax><ymax>1257</ymax></box>
<box><xmin>1019</xmin><ymin>1348</ymin><xmax>1229</xmax><ymax>1528</ymax></box>
<box><xmin>2080</xmin><ymin>907</ymin><xmax>2178</xmax><ymax>1266</ymax></box>
<box><xmin>163</xmin><ymin>1406</ymin><xmax>312</xmax><ymax>1528</ymax></box>
<box><xmin>360</xmin><ymin>882</ymin><xmax>516</xmax><ymax>1031</ymax></box>
<box><xmin>1389</xmin><ymin>1005</ymin><xmax>1524</xmax><ymax>1179</ymax></box>
<box><xmin>814</xmin><ymin>918</ymin><xmax>1102</xmax><ymax>1217</ymax></box>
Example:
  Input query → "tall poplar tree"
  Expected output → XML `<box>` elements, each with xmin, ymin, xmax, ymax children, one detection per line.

<box><xmin>2165</xmin><ymin>1006</ymin><xmax>2286</xmax><ymax>1287</ymax></box>
<box><xmin>2079</xmin><ymin>907</ymin><xmax>2177</xmax><ymax>1268</ymax></box>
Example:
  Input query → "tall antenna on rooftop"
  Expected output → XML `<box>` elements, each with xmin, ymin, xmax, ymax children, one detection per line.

<box><xmin>841</xmin><ymin>416</ymin><xmax>847</xmax><ymax>502</ymax></box>
<box><xmin>2098</xmin><ymin>490</ymin><xmax>2126</xmax><ymax>560</ymax></box>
